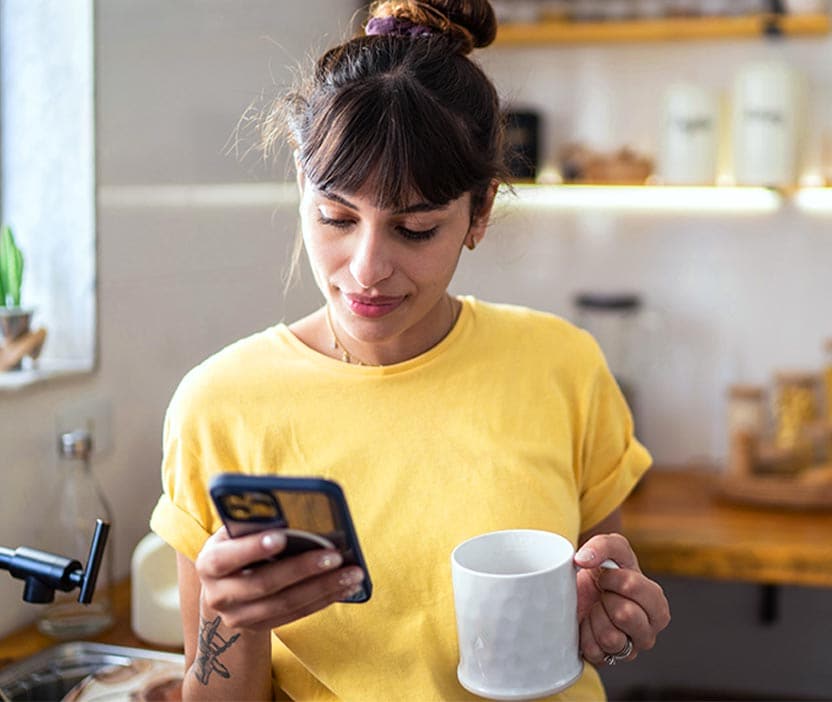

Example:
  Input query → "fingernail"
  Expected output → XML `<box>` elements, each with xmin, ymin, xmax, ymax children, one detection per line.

<box><xmin>575</xmin><ymin>547</ymin><xmax>595</xmax><ymax>563</ymax></box>
<box><xmin>344</xmin><ymin>583</ymin><xmax>363</xmax><ymax>598</ymax></box>
<box><xmin>261</xmin><ymin>531</ymin><xmax>285</xmax><ymax>550</ymax></box>
<box><xmin>318</xmin><ymin>552</ymin><xmax>343</xmax><ymax>570</ymax></box>
<box><xmin>338</xmin><ymin>569</ymin><xmax>364</xmax><ymax>587</ymax></box>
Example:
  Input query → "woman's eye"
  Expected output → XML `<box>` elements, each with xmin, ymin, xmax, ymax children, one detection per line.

<box><xmin>317</xmin><ymin>214</ymin><xmax>354</xmax><ymax>229</ymax></box>
<box><xmin>398</xmin><ymin>226</ymin><xmax>438</xmax><ymax>242</ymax></box>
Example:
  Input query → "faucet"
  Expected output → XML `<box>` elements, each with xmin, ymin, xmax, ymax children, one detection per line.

<box><xmin>0</xmin><ymin>519</ymin><xmax>110</xmax><ymax>604</ymax></box>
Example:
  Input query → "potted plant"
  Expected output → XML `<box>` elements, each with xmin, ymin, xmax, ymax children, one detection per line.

<box><xmin>0</xmin><ymin>224</ymin><xmax>43</xmax><ymax>370</ymax></box>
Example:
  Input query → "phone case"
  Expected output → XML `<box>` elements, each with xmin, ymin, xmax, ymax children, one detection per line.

<box><xmin>209</xmin><ymin>474</ymin><xmax>372</xmax><ymax>603</ymax></box>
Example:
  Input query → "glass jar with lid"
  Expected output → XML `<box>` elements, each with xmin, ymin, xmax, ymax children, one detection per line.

<box><xmin>773</xmin><ymin>371</ymin><xmax>820</xmax><ymax>472</ymax></box>
<box><xmin>726</xmin><ymin>384</ymin><xmax>766</xmax><ymax>477</ymax></box>
<box><xmin>573</xmin><ymin>292</ymin><xmax>644</xmax><ymax>427</ymax></box>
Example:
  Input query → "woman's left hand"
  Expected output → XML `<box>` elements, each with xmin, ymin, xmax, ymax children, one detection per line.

<box><xmin>574</xmin><ymin>533</ymin><xmax>670</xmax><ymax>666</ymax></box>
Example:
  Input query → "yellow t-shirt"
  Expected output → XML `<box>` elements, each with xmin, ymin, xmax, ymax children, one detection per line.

<box><xmin>150</xmin><ymin>296</ymin><xmax>651</xmax><ymax>701</ymax></box>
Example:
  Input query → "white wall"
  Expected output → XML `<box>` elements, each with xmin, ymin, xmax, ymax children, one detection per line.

<box><xmin>1</xmin><ymin>4</ymin><xmax>830</xmax><ymax>698</ymax></box>
<box><xmin>0</xmin><ymin>0</ymin><xmax>354</xmax><ymax>637</ymax></box>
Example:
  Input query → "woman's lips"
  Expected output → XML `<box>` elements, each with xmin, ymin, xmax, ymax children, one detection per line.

<box><xmin>345</xmin><ymin>293</ymin><xmax>405</xmax><ymax>318</ymax></box>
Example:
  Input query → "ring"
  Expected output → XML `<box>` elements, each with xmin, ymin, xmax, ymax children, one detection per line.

<box><xmin>603</xmin><ymin>636</ymin><xmax>634</xmax><ymax>666</ymax></box>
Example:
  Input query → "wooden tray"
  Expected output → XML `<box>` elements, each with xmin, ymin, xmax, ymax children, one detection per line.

<box><xmin>716</xmin><ymin>466</ymin><xmax>832</xmax><ymax>510</ymax></box>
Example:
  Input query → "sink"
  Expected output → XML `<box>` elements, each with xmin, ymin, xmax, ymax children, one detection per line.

<box><xmin>0</xmin><ymin>641</ymin><xmax>184</xmax><ymax>701</ymax></box>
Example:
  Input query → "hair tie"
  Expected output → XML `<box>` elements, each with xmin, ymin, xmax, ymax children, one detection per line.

<box><xmin>365</xmin><ymin>15</ymin><xmax>434</xmax><ymax>38</ymax></box>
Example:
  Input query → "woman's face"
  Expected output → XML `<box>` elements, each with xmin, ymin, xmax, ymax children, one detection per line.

<box><xmin>298</xmin><ymin>178</ymin><xmax>492</xmax><ymax>364</ymax></box>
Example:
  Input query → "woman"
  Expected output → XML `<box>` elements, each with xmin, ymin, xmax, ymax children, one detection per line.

<box><xmin>150</xmin><ymin>1</ymin><xmax>670</xmax><ymax>699</ymax></box>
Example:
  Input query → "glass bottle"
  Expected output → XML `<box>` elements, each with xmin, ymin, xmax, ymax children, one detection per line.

<box><xmin>37</xmin><ymin>429</ymin><xmax>114</xmax><ymax>638</ymax></box>
<box><xmin>726</xmin><ymin>384</ymin><xmax>766</xmax><ymax>477</ymax></box>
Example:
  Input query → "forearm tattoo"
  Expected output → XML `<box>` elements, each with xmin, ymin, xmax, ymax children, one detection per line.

<box><xmin>195</xmin><ymin>614</ymin><xmax>241</xmax><ymax>685</ymax></box>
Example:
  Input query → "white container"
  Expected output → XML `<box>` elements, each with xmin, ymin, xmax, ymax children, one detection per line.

<box><xmin>732</xmin><ymin>61</ymin><xmax>806</xmax><ymax>187</ymax></box>
<box><xmin>130</xmin><ymin>532</ymin><xmax>183</xmax><ymax>648</ymax></box>
<box><xmin>659</xmin><ymin>82</ymin><xmax>720</xmax><ymax>185</ymax></box>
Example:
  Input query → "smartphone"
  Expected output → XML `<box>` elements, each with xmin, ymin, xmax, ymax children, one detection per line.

<box><xmin>208</xmin><ymin>474</ymin><xmax>372</xmax><ymax>603</ymax></box>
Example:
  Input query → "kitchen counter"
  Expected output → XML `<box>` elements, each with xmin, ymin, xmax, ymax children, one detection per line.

<box><xmin>622</xmin><ymin>468</ymin><xmax>832</xmax><ymax>588</ymax></box>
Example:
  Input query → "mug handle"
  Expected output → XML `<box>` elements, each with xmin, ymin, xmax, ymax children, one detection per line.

<box><xmin>600</xmin><ymin>559</ymin><xmax>620</xmax><ymax>570</ymax></box>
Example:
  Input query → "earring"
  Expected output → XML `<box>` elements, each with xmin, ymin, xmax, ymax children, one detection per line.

<box><xmin>466</xmin><ymin>236</ymin><xmax>477</xmax><ymax>251</ymax></box>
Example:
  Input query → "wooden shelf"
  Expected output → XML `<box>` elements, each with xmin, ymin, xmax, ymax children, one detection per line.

<box><xmin>494</xmin><ymin>13</ymin><xmax>831</xmax><ymax>45</ymax></box>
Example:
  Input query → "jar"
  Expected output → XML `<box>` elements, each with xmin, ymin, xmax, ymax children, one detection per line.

<box><xmin>728</xmin><ymin>384</ymin><xmax>767</xmax><ymax>437</ymax></box>
<box><xmin>726</xmin><ymin>384</ymin><xmax>766</xmax><ymax>476</ymax></box>
<box><xmin>773</xmin><ymin>372</ymin><xmax>819</xmax><ymax>471</ymax></box>
<box><xmin>658</xmin><ymin>82</ymin><xmax>720</xmax><ymax>185</ymax></box>
<box><xmin>37</xmin><ymin>429</ymin><xmax>115</xmax><ymax>638</ymax></box>
<box><xmin>574</xmin><ymin>292</ymin><xmax>644</xmax><ymax>427</ymax></box>
<box><xmin>732</xmin><ymin>61</ymin><xmax>806</xmax><ymax>187</ymax></box>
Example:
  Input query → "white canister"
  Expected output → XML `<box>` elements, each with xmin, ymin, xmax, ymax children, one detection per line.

<box><xmin>130</xmin><ymin>532</ymin><xmax>183</xmax><ymax>648</ymax></box>
<box><xmin>659</xmin><ymin>82</ymin><xmax>720</xmax><ymax>185</ymax></box>
<box><xmin>732</xmin><ymin>61</ymin><xmax>806</xmax><ymax>187</ymax></box>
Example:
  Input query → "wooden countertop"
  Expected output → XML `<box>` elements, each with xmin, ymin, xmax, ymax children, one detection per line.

<box><xmin>622</xmin><ymin>468</ymin><xmax>832</xmax><ymax>588</ymax></box>
<box><xmin>0</xmin><ymin>579</ymin><xmax>182</xmax><ymax>671</ymax></box>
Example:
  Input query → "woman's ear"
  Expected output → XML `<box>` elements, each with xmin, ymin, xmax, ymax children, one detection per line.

<box><xmin>467</xmin><ymin>180</ymin><xmax>500</xmax><ymax>250</ymax></box>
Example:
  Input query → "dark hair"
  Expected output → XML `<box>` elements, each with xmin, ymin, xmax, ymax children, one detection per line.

<box><xmin>267</xmin><ymin>0</ymin><xmax>507</xmax><ymax>218</ymax></box>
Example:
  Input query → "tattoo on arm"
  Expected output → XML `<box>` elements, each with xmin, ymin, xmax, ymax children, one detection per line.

<box><xmin>194</xmin><ymin>615</ymin><xmax>241</xmax><ymax>685</ymax></box>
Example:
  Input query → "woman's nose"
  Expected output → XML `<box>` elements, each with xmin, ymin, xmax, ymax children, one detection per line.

<box><xmin>348</xmin><ymin>228</ymin><xmax>394</xmax><ymax>289</ymax></box>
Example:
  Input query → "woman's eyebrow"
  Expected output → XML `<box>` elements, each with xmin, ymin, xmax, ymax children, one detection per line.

<box><xmin>319</xmin><ymin>190</ymin><xmax>358</xmax><ymax>210</ymax></box>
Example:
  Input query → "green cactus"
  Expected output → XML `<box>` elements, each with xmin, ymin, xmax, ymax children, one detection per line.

<box><xmin>0</xmin><ymin>225</ymin><xmax>24</xmax><ymax>308</ymax></box>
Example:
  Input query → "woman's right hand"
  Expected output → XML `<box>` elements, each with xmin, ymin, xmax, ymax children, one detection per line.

<box><xmin>194</xmin><ymin>526</ymin><xmax>366</xmax><ymax>631</ymax></box>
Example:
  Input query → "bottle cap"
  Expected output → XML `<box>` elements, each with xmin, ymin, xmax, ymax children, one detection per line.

<box><xmin>60</xmin><ymin>429</ymin><xmax>93</xmax><ymax>459</ymax></box>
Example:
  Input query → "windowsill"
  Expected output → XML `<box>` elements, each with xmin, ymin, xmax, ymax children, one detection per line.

<box><xmin>0</xmin><ymin>359</ymin><xmax>94</xmax><ymax>391</ymax></box>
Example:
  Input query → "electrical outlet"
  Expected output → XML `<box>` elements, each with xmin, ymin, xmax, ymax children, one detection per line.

<box><xmin>54</xmin><ymin>397</ymin><xmax>115</xmax><ymax>457</ymax></box>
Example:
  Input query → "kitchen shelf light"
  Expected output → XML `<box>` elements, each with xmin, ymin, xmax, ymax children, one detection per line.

<box><xmin>502</xmin><ymin>184</ymin><xmax>782</xmax><ymax>214</ymax></box>
<box><xmin>792</xmin><ymin>187</ymin><xmax>832</xmax><ymax>214</ymax></box>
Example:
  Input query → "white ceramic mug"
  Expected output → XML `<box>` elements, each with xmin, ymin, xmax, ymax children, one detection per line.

<box><xmin>451</xmin><ymin>529</ymin><xmax>584</xmax><ymax>701</ymax></box>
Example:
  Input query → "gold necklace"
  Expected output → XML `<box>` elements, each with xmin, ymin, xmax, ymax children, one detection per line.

<box><xmin>325</xmin><ymin>305</ymin><xmax>371</xmax><ymax>366</ymax></box>
<box><xmin>324</xmin><ymin>296</ymin><xmax>459</xmax><ymax>366</ymax></box>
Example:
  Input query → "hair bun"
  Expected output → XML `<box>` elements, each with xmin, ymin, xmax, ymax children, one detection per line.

<box><xmin>368</xmin><ymin>0</ymin><xmax>497</xmax><ymax>53</ymax></box>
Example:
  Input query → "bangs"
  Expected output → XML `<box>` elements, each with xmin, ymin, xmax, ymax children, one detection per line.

<box><xmin>298</xmin><ymin>72</ymin><xmax>488</xmax><ymax>210</ymax></box>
